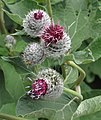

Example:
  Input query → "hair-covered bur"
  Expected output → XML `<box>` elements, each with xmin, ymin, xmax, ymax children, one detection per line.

<box><xmin>27</xmin><ymin>68</ymin><xmax>64</xmax><ymax>99</ymax></box>
<box><xmin>23</xmin><ymin>9</ymin><xmax>51</xmax><ymax>37</ymax></box>
<box><xmin>41</xmin><ymin>23</ymin><xmax>71</xmax><ymax>58</ymax></box>
<box><xmin>22</xmin><ymin>42</ymin><xmax>45</xmax><ymax>66</ymax></box>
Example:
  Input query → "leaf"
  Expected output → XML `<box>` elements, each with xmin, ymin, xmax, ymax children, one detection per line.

<box><xmin>88</xmin><ymin>37</ymin><xmax>101</xmax><ymax>60</ymax></box>
<box><xmin>0</xmin><ymin>103</ymin><xmax>16</xmax><ymax>115</ymax></box>
<box><xmin>88</xmin><ymin>58</ymin><xmax>101</xmax><ymax>78</ymax></box>
<box><xmin>3</xmin><ymin>9</ymin><xmax>23</xmax><ymax>25</ymax></box>
<box><xmin>0</xmin><ymin>47</ymin><xmax>9</xmax><ymax>56</ymax></box>
<box><xmin>3</xmin><ymin>0</ymin><xmax>45</xmax><ymax>18</ymax></box>
<box><xmin>73</xmin><ymin>49</ymin><xmax>95</xmax><ymax>64</ymax></box>
<box><xmin>83</xmin><ymin>90</ymin><xmax>101</xmax><ymax>100</ymax></box>
<box><xmin>0</xmin><ymin>59</ymin><xmax>25</xmax><ymax>101</ymax></box>
<box><xmin>16</xmin><ymin>95</ymin><xmax>78</xmax><ymax>120</ymax></box>
<box><xmin>73</xmin><ymin>96</ymin><xmax>101</xmax><ymax>119</ymax></box>
<box><xmin>52</xmin><ymin>0</ymin><xmax>91</xmax><ymax>51</ymax></box>
<box><xmin>14</xmin><ymin>37</ymin><xmax>27</xmax><ymax>53</ymax></box>
<box><xmin>3</xmin><ymin>0</ymin><xmax>17</xmax><ymax>4</ymax></box>
<box><xmin>1</xmin><ymin>56</ymin><xmax>32</xmax><ymax>75</ymax></box>
<box><xmin>51</xmin><ymin>0</ymin><xmax>63</xmax><ymax>4</ymax></box>
<box><xmin>75</xmin><ymin>111</ymin><xmax>101</xmax><ymax>120</ymax></box>
<box><xmin>0</xmin><ymin>70</ymin><xmax>13</xmax><ymax>109</ymax></box>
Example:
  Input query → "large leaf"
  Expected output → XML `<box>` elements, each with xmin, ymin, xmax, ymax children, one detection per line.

<box><xmin>0</xmin><ymin>59</ymin><xmax>25</xmax><ymax>101</ymax></box>
<box><xmin>52</xmin><ymin>0</ymin><xmax>91</xmax><ymax>51</ymax></box>
<box><xmin>88</xmin><ymin>58</ymin><xmax>101</xmax><ymax>78</ymax></box>
<box><xmin>3</xmin><ymin>0</ymin><xmax>45</xmax><ymax>18</ymax></box>
<box><xmin>88</xmin><ymin>37</ymin><xmax>101</xmax><ymax>60</ymax></box>
<box><xmin>73</xmin><ymin>96</ymin><xmax>101</xmax><ymax>119</ymax></box>
<box><xmin>75</xmin><ymin>111</ymin><xmax>101</xmax><ymax>120</ymax></box>
<box><xmin>73</xmin><ymin>49</ymin><xmax>94</xmax><ymax>64</ymax></box>
<box><xmin>16</xmin><ymin>95</ymin><xmax>78</xmax><ymax>120</ymax></box>
<box><xmin>3</xmin><ymin>9</ymin><xmax>23</xmax><ymax>25</ymax></box>
<box><xmin>0</xmin><ymin>103</ymin><xmax>16</xmax><ymax>115</ymax></box>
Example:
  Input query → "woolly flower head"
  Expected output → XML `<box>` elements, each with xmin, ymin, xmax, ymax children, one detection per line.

<box><xmin>5</xmin><ymin>35</ymin><xmax>16</xmax><ymax>48</ymax></box>
<box><xmin>27</xmin><ymin>68</ymin><xmax>64</xmax><ymax>99</ymax></box>
<box><xmin>41</xmin><ymin>23</ymin><xmax>71</xmax><ymax>57</ymax></box>
<box><xmin>22</xmin><ymin>43</ymin><xmax>44</xmax><ymax>66</ymax></box>
<box><xmin>23</xmin><ymin>9</ymin><xmax>51</xmax><ymax>37</ymax></box>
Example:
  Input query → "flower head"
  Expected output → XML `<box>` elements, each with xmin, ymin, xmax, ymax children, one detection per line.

<box><xmin>41</xmin><ymin>23</ymin><xmax>64</xmax><ymax>45</ymax></box>
<box><xmin>41</xmin><ymin>23</ymin><xmax>71</xmax><ymax>57</ymax></box>
<box><xmin>22</xmin><ymin>43</ymin><xmax>44</xmax><ymax>66</ymax></box>
<box><xmin>23</xmin><ymin>9</ymin><xmax>51</xmax><ymax>37</ymax></box>
<box><xmin>27</xmin><ymin>68</ymin><xmax>64</xmax><ymax>99</ymax></box>
<box><xmin>5</xmin><ymin>35</ymin><xmax>16</xmax><ymax>49</ymax></box>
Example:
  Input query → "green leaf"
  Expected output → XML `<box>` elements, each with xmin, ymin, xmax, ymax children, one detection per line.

<box><xmin>1</xmin><ymin>56</ymin><xmax>32</xmax><ymax>75</ymax></box>
<box><xmin>3</xmin><ymin>0</ymin><xmax>17</xmax><ymax>4</ymax></box>
<box><xmin>0</xmin><ymin>70</ymin><xmax>13</xmax><ymax>109</ymax></box>
<box><xmin>0</xmin><ymin>103</ymin><xmax>16</xmax><ymax>115</ymax></box>
<box><xmin>75</xmin><ymin>111</ymin><xmax>101</xmax><ymax>120</ymax></box>
<box><xmin>88</xmin><ymin>58</ymin><xmax>101</xmax><ymax>78</ymax></box>
<box><xmin>0</xmin><ymin>59</ymin><xmax>25</xmax><ymax>101</ymax></box>
<box><xmin>3</xmin><ymin>0</ymin><xmax>45</xmax><ymax>18</ymax></box>
<box><xmin>16</xmin><ymin>95</ymin><xmax>78</xmax><ymax>120</ymax></box>
<box><xmin>52</xmin><ymin>0</ymin><xmax>91</xmax><ymax>51</ymax></box>
<box><xmin>0</xmin><ymin>47</ymin><xmax>9</xmax><ymax>56</ymax></box>
<box><xmin>73</xmin><ymin>49</ymin><xmax>95</xmax><ymax>64</ymax></box>
<box><xmin>51</xmin><ymin>0</ymin><xmax>63</xmax><ymax>4</ymax></box>
<box><xmin>88</xmin><ymin>37</ymin><xmax>101</xmax><ymax>60</ymax></box>
<box><xmin>83</xmin><ymin>90</ymin><xmax>101</xmax><ymax>100</ymax></box>
<box><xmin>14</xmin><ymin>37</ymin><xmax>27</xmax><ymax>53</ymax></box>
<box><xmin>3</xmin><ymin>9</ymin><xmax>23</xmax><ymax>25</ymax></box>
<box><xmin>73</xmin><ymin>96</ymin><xmax>101</xmax><ymax>119</ymax></box>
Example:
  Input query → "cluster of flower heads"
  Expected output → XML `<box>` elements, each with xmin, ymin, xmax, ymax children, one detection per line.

<box><xmin>22</xmin><ymin>9</ymin><xmax>71</xmax><ymax>99</ymax></box>
<box><xmin>22</xmin><ymin>9</ymin><xmax>71</xmax><ymax>66</ymax></box>
<box><xmin>27</xmin><ymin>68</ymin><xmax>63</xmax><ymax>99</ymax></box>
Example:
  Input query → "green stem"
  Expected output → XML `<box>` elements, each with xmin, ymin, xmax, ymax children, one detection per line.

<box><xmin>46</xmin><ymin>0</ymin><xmax>53</xmax><ymax>20</ymax></box>
<box><xmin>64</xmin><ymin>87</ymin><xmax>83</xmax><ymax>100</ymax></box>
<box><xmin>0</xmin><ymin>1</ymin><xmax>7</xmax><ymax>34</ymax></box>
<box><xmin>66</xmin><ymin>61</ymin><xmax>86</xmax><ymax>86</ymax></box>
<box><xmin>0</xmin><ymin>113</ymin><xmax>27</xmax><ymax>120</ymax></box>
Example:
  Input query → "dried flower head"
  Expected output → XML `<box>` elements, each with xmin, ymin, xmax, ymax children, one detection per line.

<box><xmin>41</xmin><ymin>23</ymin><xmax>71</xmax><ymax>57</ymax></box>
<box><xmin>22</xmin><ymin>43</ymin><xmax>44</xmax><ymax>66</ymax></box>
<box><xmin>23</xmin><ymin>9</ymin><xmax>51</xmax><ymax>37</ymax></box>
<box><xmin>27</xmin><ymin>68</ymin><xmax>64</xmax><ymax>99</ymax></box>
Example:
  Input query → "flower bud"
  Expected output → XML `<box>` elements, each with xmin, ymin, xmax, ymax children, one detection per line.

<box><xmin>22</xmin><ymin>43</ymin><xmax>44</xmax><ymax>66</ymax></box>
<box><xmin>27</xmin><ymin>68</ymin><xmax>64</xmax><ymax>99</ymax></box>
<box><xmin>5</xmin><ymin>35</ymin><xmax>16</xmax><ymax>49</ymax></box>
<box><xmin>23</xmin><ymin>9</ymin><xmax>51</xmax><ymax>37</ymax></box>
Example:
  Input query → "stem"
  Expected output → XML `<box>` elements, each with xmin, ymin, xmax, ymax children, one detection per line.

<box><xmin>66</xmin><ymin>61</ymin><xmax>86</xmax><ymax>86</ymax></box>
<box><xmin>46</xmin><ymin>0</ymin><xmax>53</xmax><ymax>20</ymax></box>
<box><xmin>0</xmin><ymin>1</ymin><xmax>7</xmax><ymax>34</ymax></box>
<box><xmin>0</xmin><ymin>113</ymin><xmax>27</xmax><ymax>120</ymax></box>
<box><xmin>64</xmin><ymin>87</ymin><xmax>83</xmax><ymax>100</ymax></box>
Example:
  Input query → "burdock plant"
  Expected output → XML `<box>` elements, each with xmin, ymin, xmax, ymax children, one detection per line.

<box><xmin>0</xmin><ymin>0</ymin><xmax>100</xmax><ymax>120</ymax></box>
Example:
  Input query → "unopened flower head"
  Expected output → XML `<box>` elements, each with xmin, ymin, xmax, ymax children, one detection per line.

<box><xmin>23</xmin><ymin>9</ymin><xmax>51</xmax><ymax>37</ymax></box>
<box><xmin>41</xmin><ymin>23</ymin><xmax>71</xmax><ymax>57</ymax></box>
<box><xmin>27</xmin><ymin>68</ymin><xmax>64</xmax><ymax>99</ymax></box>
<box><xmin>5</xmin><ymin>35</ymin><xmax>16</xmax><ymax>48</ymax></box>
<box><xmin>22</xmin><ymin>43</ymin><xmax>44</xmax><ymax>66</ymax></box>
